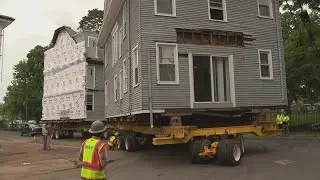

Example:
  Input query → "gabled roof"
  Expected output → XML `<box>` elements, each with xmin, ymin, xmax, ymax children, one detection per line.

<box><xmin>49</xmin><ymin>26</ymin><xmax>77</xmax><ymax>48</ymax></box>
<box><xmin>0</xmin><ymin>14</ymin><xmax>15</xmax><ymax>22</ymax></box>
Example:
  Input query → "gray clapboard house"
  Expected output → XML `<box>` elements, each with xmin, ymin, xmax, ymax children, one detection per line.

<box><xmin>98</xmin><ymin>0</ymin><xmax>287</xmax><ymax>120</ymax></box>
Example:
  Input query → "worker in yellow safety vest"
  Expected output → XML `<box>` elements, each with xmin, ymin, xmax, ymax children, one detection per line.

<box><xmin>79</xmin><ymin>120</ymin><xmax>108</xmax><ymax>180</ymax></box>
<box><xmin>107</xmin><ymin>131</ymin><xmax>119</xmax><ymax>150</ymax></box>
<box><xmin>276</xmin><ymin>109</ymin><xmax>290</xmax><ymax>136</ymax></box>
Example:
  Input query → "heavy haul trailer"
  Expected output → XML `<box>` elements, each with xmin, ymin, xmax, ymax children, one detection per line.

<box><xmin>105</xmin><ymin>109</ymin><xmax>282</xmax><ymax>166</ymax></box>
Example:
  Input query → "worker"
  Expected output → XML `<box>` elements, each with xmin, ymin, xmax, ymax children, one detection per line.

<box><xmin>276</xmin><ymin>109</ymin><xmax>290</xmax><ymax>136</ymax></box>
<box><xmin>107</xmin><ymin>131</ymin><xmax>119</xmax><ymax>150</ymax></box>
<box><xmin>79</xmin><ymin>120</ymin><xmax>108</xmax><ymax>180</ymax></box>
<box><xmin>41</xmin><ymin>124</ymin><xmax>48</xmax><ymax>150</ymax></box>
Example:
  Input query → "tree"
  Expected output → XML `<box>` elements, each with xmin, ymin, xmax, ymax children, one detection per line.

<box><xmin>1</xmin><ymin>45</ymin><xmax>48</xmax><ymax>122</ymax></box>
<box><xmin>78</xmin><ymin>8</ymin><xmax>104</xmax><ymax>32</ymax></box>
<box><xmin>282</xmin><ymin>12</ymin><xmax>320</xmax><ymax>105</ymax></box>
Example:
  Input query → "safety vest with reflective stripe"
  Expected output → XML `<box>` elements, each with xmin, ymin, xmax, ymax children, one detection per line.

<box><xmin>81</xmin><ymin>137</ymin><xmax>105</xmax><ymax>179</ymax></box>
<box><xmin>276</xmin><ymin>114</ymin><xmax>290</xmax><ymax>124</ymax></box>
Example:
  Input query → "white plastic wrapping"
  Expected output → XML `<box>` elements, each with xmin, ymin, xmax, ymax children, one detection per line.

<box><xmin>42</xmin><ymin>30</ymin><xmax>86</xmax><ymax>120</ymax></box>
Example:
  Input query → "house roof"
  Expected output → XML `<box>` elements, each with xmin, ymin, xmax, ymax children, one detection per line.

<box><xmin>0</xmin><ymin>14</ymin><xmax>15</xmax><ymax>29</ymax></box>
<box><xmin>0</xmin><ymin>14</ymin><xmax>15</xmax><ymax>22</ymax></box>
<box><xmin>49</xmin><ymin>26</ymin><xmax>77</xmax><ymax>48</ymax></box>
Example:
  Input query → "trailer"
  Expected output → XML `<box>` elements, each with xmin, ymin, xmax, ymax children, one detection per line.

<box><xmin>103</xmin><ymin>108</ymin><xmax>282</xmax><ymax>165</ymax></box>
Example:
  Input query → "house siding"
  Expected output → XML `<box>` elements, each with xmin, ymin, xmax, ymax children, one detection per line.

<box><xmin>104</xmin><ymin>0</ymin><xmax>142</xmax><ymax>118</ymax></box>
<box><xmin>139</xmin><ymin>0</ymin><xmax>287</xmax><ymax>110</ymax></box>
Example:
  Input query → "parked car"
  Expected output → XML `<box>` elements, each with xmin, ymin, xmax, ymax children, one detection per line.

<box><xmin>20</xmin><ymin>123</ymin><xmax>42</xmax><ymax>137</ymax></box>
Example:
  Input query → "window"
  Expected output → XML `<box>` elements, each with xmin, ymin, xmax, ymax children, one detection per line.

<box><xmin>155</xmin><ymin>0</ymin><xmax>176</xmax><ymax>16</ymax></box>
<box><xmin>132</xmin><ymin>45</ymin><xmax>139</xmax><ymax>87</ymax></box>
<box><xmin>86</xmin><ymin>93</ymin><xmax>94</xmax><ymax>111</ymax></box>
<box><xmin>156</xmin><ymin>43</ymin><xmax>179</xmax><ymax>84</ymax></box>
<box><xmin>119</xmin><ymin>27</ymin><xmax>123</xmax><ymax>57</ymax></box>
<box><xmin>122</xmin><ymin>2</ymin><xmax>127</xmax><ymax>38</ymax></box>
<box><xmin>87</xmin><ymin>66</ymin><xmax>95</xmax><ymax>89</ymax></box>
<box><xmin>114</xmin><ymin>74</ymin><xmax>119</xmax><ymax>101</ymax></box>
<box><xmin>112</xmin><ymin>24</ymin><xmax>119</xmax><ymax>65</ymax></box>
<box><xmin>88</xmin><ymin>36</ymin><xmax>97</xmax><ymax>47</ymax></box>
<box><xmin>119</xmin><ymin>69</ymin><xmax>123</xmax><ymax>99</ymax></box>
<box><xmin>123</xmin><ymin>59</ymin><xmax>128</xmax><ymax>93</ymax></box>
<box><xmin>258</xmin><ymin>49</ymin><xmax>273</xmax><ymax>79</ymax></box>
<box><xmin>208</xmin><ymin>0</ymin><xmax>227</xmax><ymax>21</ymax></box>
<box><xmin>258</xmin><ymin>0</ymin><xmax>273</xmax><ymax>18</ymax></box>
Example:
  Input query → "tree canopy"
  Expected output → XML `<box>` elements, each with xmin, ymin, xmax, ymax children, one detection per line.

<box><xmin>1</xmin><ymin>45</ymin><xmax>47</xmax><ymax>121</ymax></box>
<box><xmin>78</xmin><ymin>8</ymin><xmax>104</xmax><ymax>32</ymax></box>
<box><xmin>280</xmin><ymin>0</ymin><xmax>320</xmax><ymax>105</ymax></box>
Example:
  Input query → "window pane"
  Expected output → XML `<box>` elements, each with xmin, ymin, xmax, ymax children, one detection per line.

<box><xmin>87</xmin><ymin>105</ymin><xmax>93</xmax><ymax>111</ymax></box>
<box><xmin>210</xmin><ymin>0</ymin><xmax>223</xmax><ymax>8</ymax></box>
<box><xmin>210</xmin><ymin>9</ymin><xmax>224</xmax><ymax>20</ymax></box>
<box><xmin>159</xmin><ymin>64</ymin><xmax>175</xmax><ymax>81</ymax></box>
<box><xmin>259</xmin><ymin>5</ymin><xmax>270</xmax><ymax>17</ymax></box>
<box><xmin>260</xmin><ymin>52</ymin><xmax>269</xmax><ymax>64</ymax></box>
<box><xmin>159</xmin><ymin>46</ymin><xmax>174</xmax><ymax>64</ymax></box>
<box><xmin>193</xmin><ymin>56</ymin><xmax>212</xmax><ymax>102</ymax></box>
<box><xmin>135</xmin><ymin>68</ymin><xmax>139</xmax><ymax>84</ymax></box>
<box><xmin>261</xmin><ymin>65</ymin><xmax>270</xmax><ymax>77</ymax></box>
<box><xmin>157</xmin><ymin>0</ymin><xmax>173</xmax><ymax>14</ymax></box>
<box><xmin>259</xmin><ymin>0</ymin><xmax>269</xmax><ymax>6</ymax></box>
<box><xmin>212</xmin><ymin>57</ymin><xmax>230</xmax><ymax>102</ymax></box>
<box><xmin>87</xmin><ymin>95</ymin><xmax>93</xmax><ymax>104</ymax></box>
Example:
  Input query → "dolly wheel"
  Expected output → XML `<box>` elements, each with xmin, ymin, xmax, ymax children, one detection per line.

<box><xmin>117</xmin><ymin>136</ymin><xmax>125</xmax><ymax>150</ymax></box>
<box><xmin>189</xmin><ymin>139</ymin><xmax>211</xmax><ymax>164</ymax></box>
<box><xmin>125</xmin><ymin>134</ymin><xmax>138</xmax><ymax>152</ymax></box>
<box><xmin>236</xmin><ymin>135</ymin><xmax>245</xmax><ymax>156</ymax></box>
<box><xmin>217</xmin><ymin>139</ymin><xmax>242</xmax><ymax>166</ymax></box>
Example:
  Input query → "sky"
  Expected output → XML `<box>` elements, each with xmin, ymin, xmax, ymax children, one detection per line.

<box><xmin>0</xmin><ymin>0</ymin><xmax>103</xmax><ymax>102</ymax></box>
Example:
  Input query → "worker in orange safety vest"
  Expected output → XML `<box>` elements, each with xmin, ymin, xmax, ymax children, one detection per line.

<box><xmin>79</xmin><ymin>120</ymin><xmax>108</xmax><ymax>180</ymax></box>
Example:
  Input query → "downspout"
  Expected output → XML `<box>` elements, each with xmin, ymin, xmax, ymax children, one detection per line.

<box><xmin>275</xmin><ymin>3</ymin><xmax>285</xmax><ymax>105</ymax></box>
<box><xmin>147</xmin><ymin>52</ymin><xmax>154</xmax><ymax>128</ymax></box>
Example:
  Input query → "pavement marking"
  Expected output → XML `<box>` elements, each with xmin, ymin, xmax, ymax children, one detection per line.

<box><xmin>274</xmin><ymin>160</ymin><xmax>294</xmax><ymax>165</ymax></box>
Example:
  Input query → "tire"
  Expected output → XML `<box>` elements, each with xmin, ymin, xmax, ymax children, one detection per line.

<box><xmin>217</xmin><ymin>139</ymin><xmax>242</xmax><ymax>166</ymax></box>
<box><xmin>141</xmin><ymin>135</ymin><xmax>154</xmax><ymax>148</ymax></box>
<box><xmin>51</xmin><ymin>131</ymin><xmax>56</xmax><ymax>139</ymax></box>
<box><xmin>67</xmin><ymin>130</ymin><xmax>74</xmax><ymax>138</ymax></box>
<box><xmin>189</xmin><ymin>139</ymin><xmax>211</xmax><ymax>164</ymax></box>
<box><xmin>117</xmin><ymin>136</ymin><xmax>125</xmax><ymax>150</ymax></box>
<box><xmin>124</xmin><ymin>134</ymin><xmax>138</xmax><ymax>152</ymax></box>
<box><xmin>28</xmin><ymin>131</ymin><xmax>32</xmax><ymax>137</ymax></box>
<box><xmin>55</xmin><ymin>131</ymin><xmax>60</xmax><ymax>139</ymax></box>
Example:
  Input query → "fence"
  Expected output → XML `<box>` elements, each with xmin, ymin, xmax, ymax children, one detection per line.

<box><xmin>289</xmin><ymin>110</ymin><xmax>320</xmax><ymax>131</ymax></box>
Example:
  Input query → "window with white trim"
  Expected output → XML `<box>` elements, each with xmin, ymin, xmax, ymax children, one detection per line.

<box><xmin>258</xmin><ymin>49</ymin><xmax>273</xmax><ymax>79</ymax></box>
<box><xmin>119</xmin><ymin>69</ymin><xmax>123</xmax><ymax>99</ymax></box>
<box><xmin>86</xmin><ymin>93</ymin><xmax>94</xmax><ymax>111</ymax></box>
<box><xmin>208</xmin><ymin>0</ymin><xmax>227</xmax><ymax>21</ymax></box>
<box><xmin>112</xmin><ymin>24</ymin><xmax>119</xmax><ymax>65</ymax></box>
<box><xmin>88</xmin><ymin>36</ymin><xmax>97</xmax><ymax>47</ymax></box>
<box><xmin>258</xmin><ymin>0</ymin><xmax>273</xmax><ymax>18</ymax></box>
<box><xmin>123</xmin><ymin>59</ymin><xmax>128</xmax><ymax>93</ymax></box>
<box><xmin>132</xmin><ymin>46</ymin><xmax>139</xmax><ymax>87</ymax></box>
<box><xmin>122</xmin><ymin>2</ymin><xmax>127</xmax><ymax>38</ymax></box>
<box><xmin>119</xmin><ymin>27</ymin><xmax>123</xmax><ymax>57</ymax></box>
<box><xmin>156</xmin><ymin>43</ymin><xmax>179</xmax><ymax>84</ymax></box>
<box><xmin>155</xmin><ymin>0</ymin><xmax>176</xmax><ymax>16</ymax></box>
<box><xmin>114</xmin><ymin>74</ymin><xmax>119</xmax><ymax>101</ymax></box>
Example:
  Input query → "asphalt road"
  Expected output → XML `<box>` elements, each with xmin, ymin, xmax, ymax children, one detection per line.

<box><xmin>1</xmin><ymin>131</ymin><xmax>320</xmax><ymax>180</ymax></box>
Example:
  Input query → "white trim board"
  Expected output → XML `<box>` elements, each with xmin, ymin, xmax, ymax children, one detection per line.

<box><xmin>106</xmin><ymin>110</ymin><xmax>165</xmax><ymax>118</ymax></box>
<box><xmin>188</xmin><ymin>53</ymin><xmax>236</xmax><ymax>108</ymax></box>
